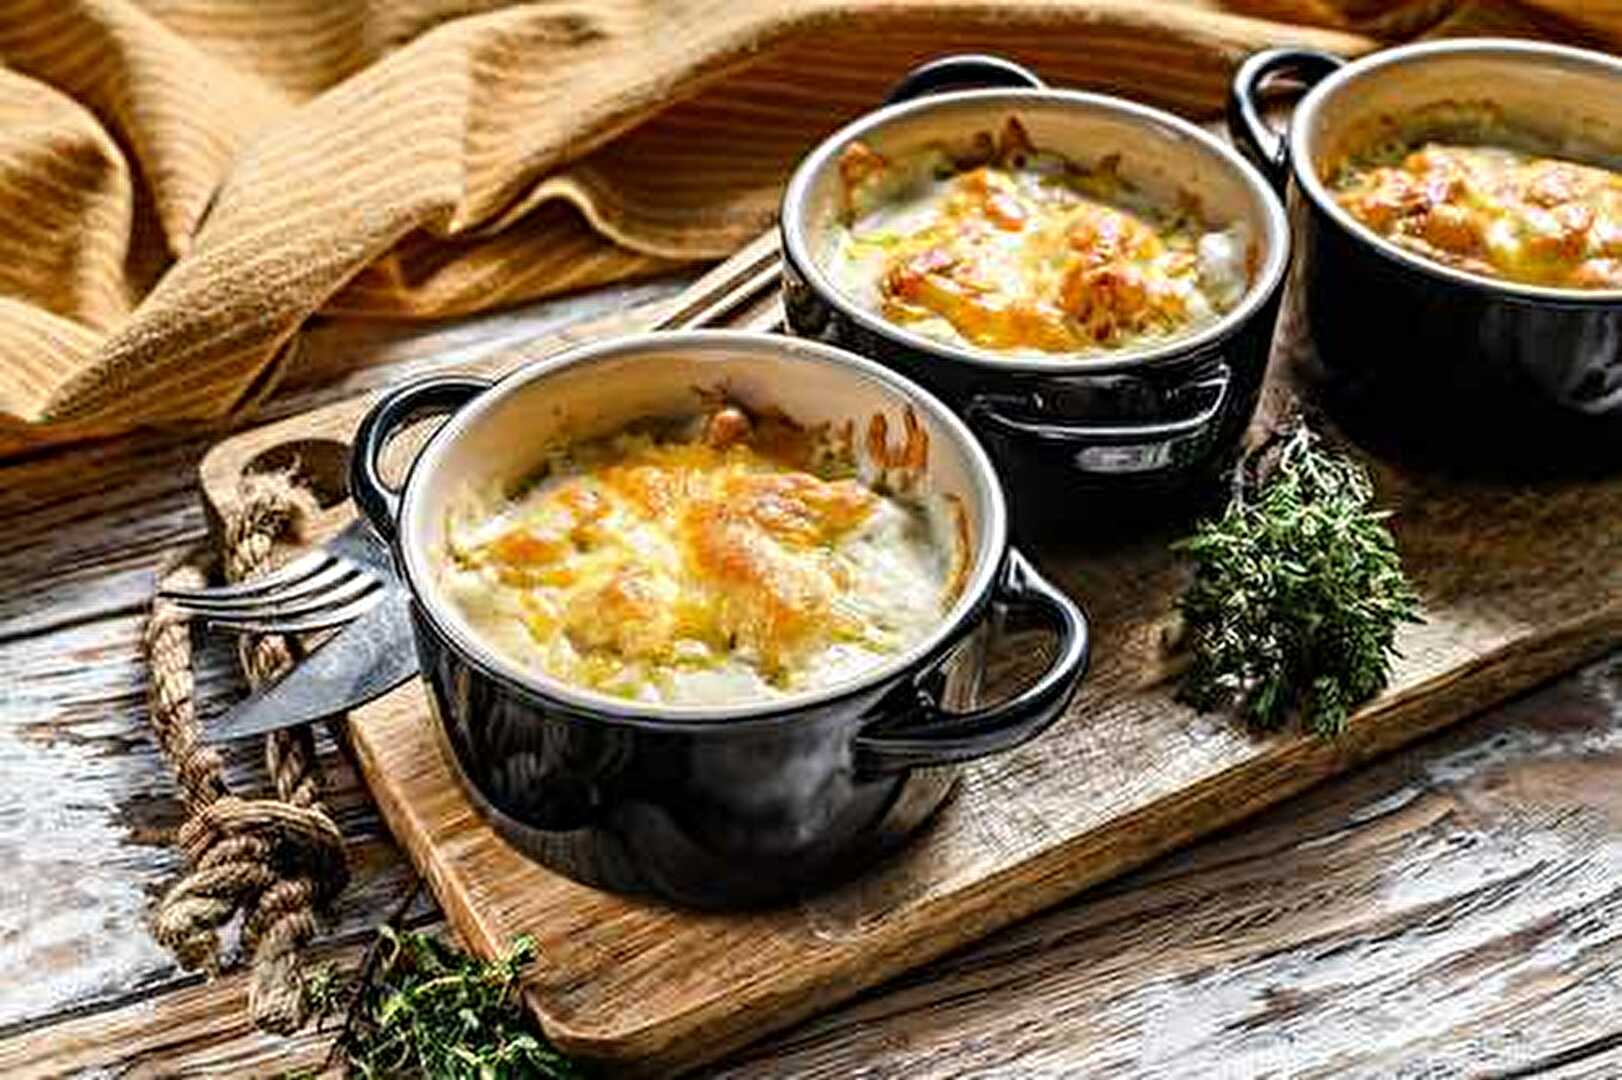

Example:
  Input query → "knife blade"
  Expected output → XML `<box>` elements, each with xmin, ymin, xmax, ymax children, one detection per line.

<box><xmin>207</xmin><ymin>585</ymin><xmax>418</xmax><ymax>742</ymax></box>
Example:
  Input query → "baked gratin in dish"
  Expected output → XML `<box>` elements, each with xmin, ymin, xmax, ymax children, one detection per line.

<box><xmin>828</xmin><ymin>118</ymin><xmax>1252</xmax><ymax>356</ymax></box>
<box><xmin>436</xmin><ymin>403</ymin><xmax>967</xmax><ymax>707</ymax></box>
<box><xmin>350</xmin><ymin>331</ymin><xmax>1087</xmax><ymax>906</ymax></box>
<box><xmin>780</xmin><ymin>58</ymin><xmax>1290</xmax><ymax>491</ymax></box>
<box><xmin>1231</xmin><ymin>39</ymin><xmax>1622</xmax><ymax>472</ymax></box>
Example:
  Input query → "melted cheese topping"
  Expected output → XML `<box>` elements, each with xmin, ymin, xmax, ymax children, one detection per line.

<box><xmin>1333</xmin><ymin>143</ymin><xmax>1622</xmax><ymax>289</ymax></box>
<box><xmin>826</xmin><ymin>119</ymin><xmax>1251</xmax><ymax>356</ymax></box>
<box><xmin>437</xmin><ymin>409</ymin><xmax>963</xmax><ymax>706</ymax></box>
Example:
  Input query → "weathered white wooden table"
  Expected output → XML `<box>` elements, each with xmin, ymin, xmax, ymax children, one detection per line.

<box><xmin>3</xmin><ymin>276</ymin><xmax>1621</xmax><ymax>1078</ymax></box>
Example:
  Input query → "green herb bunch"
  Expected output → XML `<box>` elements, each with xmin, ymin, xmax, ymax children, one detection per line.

<box><xmin>1174</xmin><ymin>425</ymin><xmax>1423</xmax><ymax>736</ymax></box>
<box><xmin>307</xmin><ymin>927</ymin><xmax>584</xmax><ymax>1080</ymax></box>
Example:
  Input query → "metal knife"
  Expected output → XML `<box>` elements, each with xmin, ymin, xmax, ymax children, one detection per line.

<box><xmin>206</xmin><ymin>583</ymin><xmax>418</xmax><ymax>742</ymax></box>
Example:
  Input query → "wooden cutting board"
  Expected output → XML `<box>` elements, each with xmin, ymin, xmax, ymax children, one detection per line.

<box><xmin>198</xmin><ymin>233</ymin><xmax>1622</xmax><ymax>1076</ymax></box>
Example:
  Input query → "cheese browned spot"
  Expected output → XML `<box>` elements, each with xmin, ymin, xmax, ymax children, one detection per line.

<box><xmin>1333</xmin><ymin>142</ymin><xmax>1622</xmax><ymax>289</ymax></box>
<box><xmin>439</xmin><ymin>408</ymin><xmax>963</xmax><ymax>705</ymax></box>
<box><xmin>827</xmin><ymin>119</ymin><xmax>1250</xmax><ymax>356</ymax></box>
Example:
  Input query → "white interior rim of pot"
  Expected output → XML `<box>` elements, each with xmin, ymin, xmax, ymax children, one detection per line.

<box><xmin>1291</xmin><ymin>37</ymin><xmax>1622</xmax><ymax>304</ymax></box>
<box><xmin>780</xmin><ymin>87</ymin><xmax>1292</xmax><ymax>374</ymax></box>
<box><xmin>397</xmin><ymin>330</ymin><xmax>1011</xmax><ymax>727</ymax></box>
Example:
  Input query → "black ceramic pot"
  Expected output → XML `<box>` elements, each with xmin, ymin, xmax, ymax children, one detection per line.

<box><xmin>1230</xmin><ymin>39</ymin><xmax>1622</xmax><ymax>475</ymax></box>
<box><xmin>778</xmin><ymin>54</ymin><xmax>1292</xmax><ymax>503</ymax></box>
<box><xmin>349</xmin><ymin>331</ymin><xmax>1088</xmax><ymax>909</ymax></box>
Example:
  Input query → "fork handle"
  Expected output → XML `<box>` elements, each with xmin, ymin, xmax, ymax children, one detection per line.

<box><xmin>350</xmin><ymin>376</ymin><xmax>492</xmax><ymax>542</ymax></box>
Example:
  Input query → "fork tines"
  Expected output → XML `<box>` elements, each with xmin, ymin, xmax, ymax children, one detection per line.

<box><xmin>159</xmin><ymin>548</ymin><xmax>385</xmax><ymax>636</ymax></box>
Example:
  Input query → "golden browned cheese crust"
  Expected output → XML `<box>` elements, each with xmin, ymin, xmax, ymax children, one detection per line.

<box><xmin>828</xmin><ymin>120</ymin><xmax>1250</xmax><ymax>356</ymax></box>
<box><xmin>1333</xmin><ymin>143</ymin><xmax>1622</xmax><ymax>289</ymax></box>
<box><xmin>440</xmin><ymin>408</ymin><xmax>964</xmax><ymax>705</ymax></box>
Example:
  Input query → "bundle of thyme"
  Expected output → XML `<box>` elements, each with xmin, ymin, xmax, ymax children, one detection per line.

<box><xmin>1173</xmin><ymin>424</ymin><xmax>1423</xmax><ymax>736</ymax></box>
<box><xmin>305</xmin><ymin>926</ymin><xmax>584</xmax><ymax>1079</ymax></box>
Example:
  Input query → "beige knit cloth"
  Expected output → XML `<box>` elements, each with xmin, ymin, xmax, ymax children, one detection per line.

<box><xmin>0</xmin><ymin>0</ymin><xmax>1615</xmax><ymax>456</ymax></box>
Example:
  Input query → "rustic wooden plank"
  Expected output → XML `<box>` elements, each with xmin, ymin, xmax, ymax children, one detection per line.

<box><xmin>12</xmin><ymin>655</ymin><xmax>1620</xmax><ymax>1078</ymax></box>
<box><xmin>707</xmin><ymin>655</ymin><xmax>1622</xmax><ymax>1080</ymax></box>
<box><xmin>186</xmin><ymin>237</ymin><xmax>1622</xmax><ymax>1074</ymax></box>
<box><xmin>0</xmin><ymin>938</ymin><xmax>366</xmax><ymax>1080</ymax></box>
<box><xmin>0</xmin><ymin>607</ymin><xmax>431</xmax><ymax>1033</ymax></box>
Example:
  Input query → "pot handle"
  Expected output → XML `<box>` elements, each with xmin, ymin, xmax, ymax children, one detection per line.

<box><xmin>964</xmin><ymin>363</ymin><xmax>1230</xmax><ymax>476</ymax></box>
<box><xmin>885</xmin><ymin>53</ymin><xmax>1045</xmax><ymax>104</ymax></box>
<box><xmin>349</xmin><ymin>375</ymin><xmax>492</xmax><ymax>542</ymax></box>
<box><xmin>854</xmin><ymin>549</ymin><xmax>1088</xmax><ymax>773</ymax></box>
<box><xmin>1227</xmin><ymin>48</ymin><xmax>1345</xmax><ymax>190</ymax></box>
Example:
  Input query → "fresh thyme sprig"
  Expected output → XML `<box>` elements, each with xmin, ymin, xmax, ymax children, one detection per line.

<box><xmin>307</xmin><ymin>926</ymin><xmax>585</xmax><ymax>1080</ymax></box>
<box><xmin>1173</xmin><ymin>424</ymin><xmax>1424</xmax><ymax>736</ymax></box>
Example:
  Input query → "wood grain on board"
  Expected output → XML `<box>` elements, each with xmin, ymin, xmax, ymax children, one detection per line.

<box><xmin>190</xmin><ymin>238</ymin><xmax>1622</xmax><ymax>1074</ymax></box>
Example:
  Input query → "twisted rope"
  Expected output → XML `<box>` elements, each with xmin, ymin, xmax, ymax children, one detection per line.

<box><xmin>144</xmin><ymin>472</ymin><xmax>349</xmax><ymax>1035</ymax></box>
<box><xmin>144</xmin><ymin>561</ymin><xmax>225</xmax><ymax>817</ymax></box>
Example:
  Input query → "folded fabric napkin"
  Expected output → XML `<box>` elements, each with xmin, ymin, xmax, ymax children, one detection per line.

<box><xmin>0</xmin><ymin>0</ymin><xmax>1612</xmax><ymax>455</ymax></box>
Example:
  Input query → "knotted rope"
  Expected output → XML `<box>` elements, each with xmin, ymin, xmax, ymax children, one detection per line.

<box><xmin>144</xmin><ymin>472</ymin><xmax>350</xmax><ymax>1034</ymax></box>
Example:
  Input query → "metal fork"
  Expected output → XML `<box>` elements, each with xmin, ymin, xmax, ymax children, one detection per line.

<box><xmin>159</xmin><ymin>519</ymin><xmax>392</xmax><ymax>635</ymax></box>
